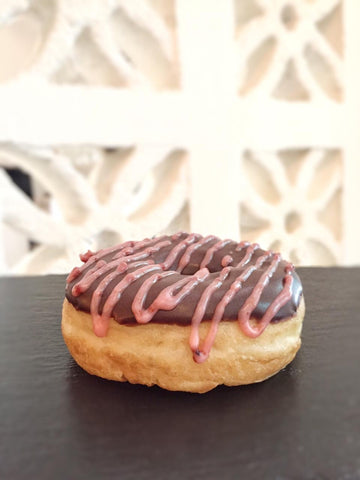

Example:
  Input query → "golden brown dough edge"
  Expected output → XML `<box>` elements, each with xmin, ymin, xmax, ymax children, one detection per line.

<box><xmin>62</xmin><ymin>297</ymin><xmax>305</xmax><ymax>393</ymax></box>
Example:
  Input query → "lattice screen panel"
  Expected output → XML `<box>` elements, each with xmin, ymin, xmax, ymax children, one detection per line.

<box><xmin>0</xmin><ymin>0</ymin><xmax>359</xmax><ymax>274</ymax></box>
<box><xmin>240</xmin><ymin>148</ymin><xmax>343</xmax><ymax>266</ymax></box>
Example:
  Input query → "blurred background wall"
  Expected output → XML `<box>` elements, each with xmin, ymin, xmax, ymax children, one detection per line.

<box><xmin>0</xmin><ymin>0</ymin><xmax>359</xmax><ymax>274</ymax></box>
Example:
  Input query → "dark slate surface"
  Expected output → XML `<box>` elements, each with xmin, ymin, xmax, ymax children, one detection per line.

<box><xmin>1</xmin><ymin>268</ymin><xmax>359</xmax><ymax>480</ymax></box>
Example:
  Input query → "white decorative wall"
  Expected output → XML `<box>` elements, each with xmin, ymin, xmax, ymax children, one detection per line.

<box><xmin>0</xmin><ymin>0</ymin><xmax>359</xmax><ymax>274</ymax></box>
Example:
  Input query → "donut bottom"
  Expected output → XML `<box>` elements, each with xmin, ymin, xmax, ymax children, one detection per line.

<box><xmin>62</xmin><ymin>298</ymin><xmax>305</xmax><ymax>393</ymax></box>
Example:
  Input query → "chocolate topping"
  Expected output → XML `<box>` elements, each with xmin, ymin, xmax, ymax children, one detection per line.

<box><xmin>65</xmin><ymin>232</ymin><xmax>303</xmax><ymax>362</ymax></box>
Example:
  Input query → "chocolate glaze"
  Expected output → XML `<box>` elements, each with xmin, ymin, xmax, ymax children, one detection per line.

<box><xmin>65</xmin><ymin>232</ymin><xmax>303</xmax><ymax>362</ymax></box>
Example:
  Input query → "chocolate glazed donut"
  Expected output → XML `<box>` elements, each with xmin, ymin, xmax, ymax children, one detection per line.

<box><xmin>65</xmin><ymin>232</ymin><xmax>303</xmax><ymax>363</ymax></box>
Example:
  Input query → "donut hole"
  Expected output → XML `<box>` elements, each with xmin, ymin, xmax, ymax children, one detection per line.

<box><xmin>181</xmin><ymin>263</ymin><xmax>202</xmax><ymax>276</ymax></box>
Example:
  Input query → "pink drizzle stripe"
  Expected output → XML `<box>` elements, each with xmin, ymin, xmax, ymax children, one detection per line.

<box><xmin>68</xmin><ymin>241</ymin><xmax>135</xmax><ymax>284</ymax></box>
<box><xmin>240</xmin><ymin>265</ymin><xmax>294</xmax><ymax>337</ymax></box>
<box><xmin>221</xmin><ymin>255</ymin><xmax>233</xmax><ymax>267</ymax></box>
<box><xmin>160</xmin><ymin>233</ymin><xmax>201</xmax><ymax>270</ymax></box>
<box><xmin>238</xmin><ymin>254</ymin><xmax>281</xmax><ymax>337</ymax></box>
<box><xmin>235</xmin><ymin>243</ymin><xmax>259</xmax><ymax>267</ymax></box>
<box><xmin>131</xmin><ymin>271</ymin><xmax>178</xmax><ymax>323</ymax></box>
<box><xmin>177</xmin><ymin>235</ymin><xmax>217</xmax><ymax>273</ymax></box>
<box><xmin>90</xmin><ymin>260</ymin><xmax>152</xmax><ymax>332</ymax></box>
<box><xmin>89</xmin><ymin>241</ymin><xmax>134</xmax><ymax>263</ymax></box>
<box><xmin>90</xmin><ymin>268</ymin><xmax>126</xmax><ymax>336</ymax></box>
<box><xmin>189</xmin><ymin>267</ymin><xmax>231</xmax><ymax>356</ymax></box>
<box><xmin>113</xmin><ymin>236</ymin><xmax>166</xmax><ymax>259</ymax></box>
<box><xmin>67</xmin><ymin>266</ymin><xmax>81</xmax><ymax>283</ymax></box>
<box><xmin>80</xmin><ymin>250</ymin><xmax>95</xmax><ymax>263</ymax></box>
<box><xmin>200</xmin><ymin>239</ymin><xmax>232</xmax><ymax>268</ymax></box>
<box><xmin>113</xmin><ymin>240</ymin><xmax>171</xmax><ymax>265</ymax></box>
<box><xmin>132</xmin><ymin>268</ymin><xmax>210</xmax><ymax>324</ymax></box>
<box><xmin>235</xmin><ymin>241</ymin><xmax>250</xmax><ymax>251</ymax></box>
<box><xmin>193</xmin><ymin>252</ymin><xmax>271</xmax><ymax>363</ymax></box>
<box><xmin>71</xmin><ymin>260</ymin><xmax>107</xmax><ymax>296</ymax></box>
<box><xmin>93</xmin><ymin>264</ymin><xmax>163</xmax><ymax>336</ymax></box>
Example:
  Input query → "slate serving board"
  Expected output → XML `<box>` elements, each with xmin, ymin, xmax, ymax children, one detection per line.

<box><xmin>1</xmin><ymin>268</ymin><xmax>359</xmax><ymax>480</ymax></box>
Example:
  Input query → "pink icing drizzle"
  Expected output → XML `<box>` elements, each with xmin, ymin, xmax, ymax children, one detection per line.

<box><xmin>189</xmin><ymin>267</ymin><xmax>232</xmax><ymax>360</ymax></box>
<box><xmin>221</xmin><ymin>255</ymin><xmax>233</xmax><ymax>267</ymax></box>
<box><xmin>239</xmin><ymin>263</ymin><xmax>294</xmax><ymax>338</ymax></box>
<box><xmin>237</xmin><ymin>253</ymin><xmax>281</xmax><ymax>337</ymax></box>
<box><xmin>177</xmin><ymin>235</ymin><xmax>217</xmax><ymax>273</ymax></box>
<box><xmin>67</xmin><ymin>234</ymin><xmax>296</xmax><ymax>362</ymax></box>
<box><xmin>160</xmin><ymin>233</ymin><xmax>201</xmax><ymax>270</ymax></box>
<box><xmin>93</xmin><ymin>264</ymin><xmax>163</xmax><ymax>336</ymax></box>
<box><xmin>80</xmin><ymin>250</ymin><xmax>95</xmax><ymax>263</ymax></box>
<box><xmin>235</xmin><ymin>243</ymin><xmax>259</xmax><ymax>267</ymax></box>
<box><xmin>67</xmin><ymin>266</ymin><xmax>81</xmax><ymax>283</ymax></box>
<box><xmin>191</xmin><ymin>251</ymin><xmax>272</xmax><ymax>363</ymax></box>
<box><xmin>200</xmin><ymin>239</ymin><xmax>232</xmax><ymax>268</ymax></box>
<box><xmin>132</xmin><ymin>268</ymin><xmax>210</xmax><ymax>324</ymax></box>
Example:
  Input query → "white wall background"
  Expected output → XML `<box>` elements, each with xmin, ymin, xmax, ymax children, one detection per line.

<box><xmin>0</xmin><ymin>0</ymin><xmax>359</xmax><ymax>274</ymax></box>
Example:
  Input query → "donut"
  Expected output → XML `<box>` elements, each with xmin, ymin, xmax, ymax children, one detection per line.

<box><xmin>62</xmin><ymin>232</ymin><xmax>305</xmax><ymax>393</ymax></box>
